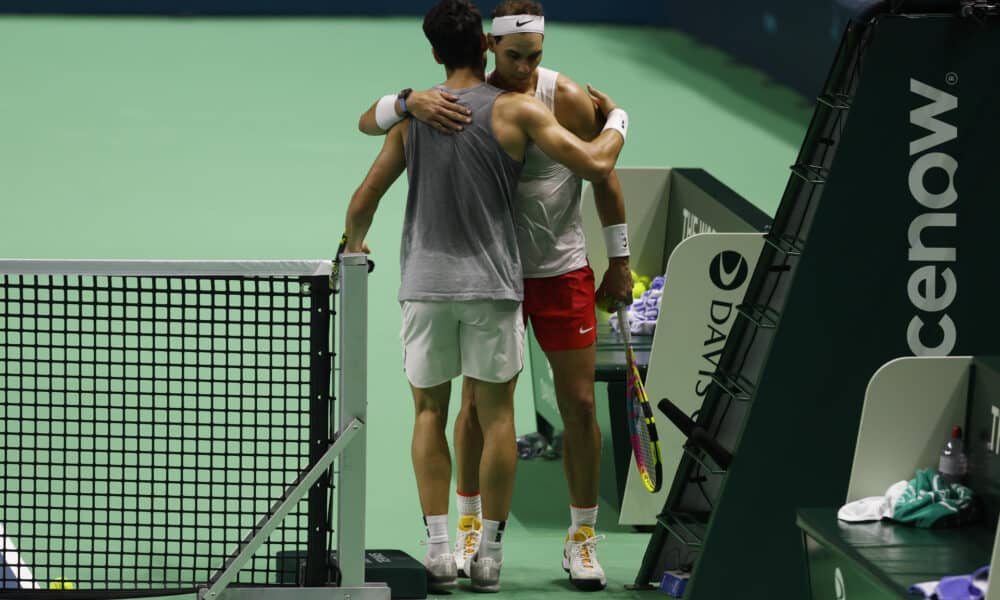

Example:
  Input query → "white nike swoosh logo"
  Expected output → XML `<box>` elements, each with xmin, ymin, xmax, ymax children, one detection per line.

<box><xmin>718</xmin><ymin>262</ymin><xmax>741</xmax><ymax>287</ymax></box>
<box><xmin>579</xmin><ymin>326</ymin><xmax>594</xmax><ymax>334</ymax></box>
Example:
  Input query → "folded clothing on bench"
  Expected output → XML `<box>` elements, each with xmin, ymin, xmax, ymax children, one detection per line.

<box><xmin>909</xmin><ymin>565</ymin><xmax>989</xmax><ymax>599</ymax></box>
<box><xmin>838</xmin><ymin>468</ymin><xmax>976</xmax><ymax>528</ymax></box>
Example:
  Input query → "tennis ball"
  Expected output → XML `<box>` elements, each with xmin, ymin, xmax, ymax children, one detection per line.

<box><xmin>630</xmin><ymin>269</ymin><xmax>639</xmax><ymax>282</ymax></box>
<box><xmin>49</xmin><ymin>578</ymin><xmax>75</xmax><ymax>590</ymax></box>
<box><xmin>632</xmin><ymin>282</ymin><xmax>647</xmax><ymax>299</ymax></box>
<box><xmin>639</xmin><ymin>275</ymin><xmax>652</xmax><ymax>288</ymax></box>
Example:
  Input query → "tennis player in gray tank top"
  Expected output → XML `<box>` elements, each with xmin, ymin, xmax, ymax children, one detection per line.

<box><xmin>399</xmin><ymin>82</ymin><xmax>523</xmax><ymax>303</ymax></box>
<box><xmin>344</xmin><ymin>0</ymin><xmax>629</xmax><ymax>592</ymax></box>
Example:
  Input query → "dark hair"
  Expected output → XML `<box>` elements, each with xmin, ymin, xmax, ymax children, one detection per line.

<box><xmin>423</xmin><ymin>0</ymin><xmax>485</xmax><ymax>70</ymax></box>
<box><xmin>492</xmin><ymin>0</ymin><xmax>544</xmax><ymax>18</ymax></box>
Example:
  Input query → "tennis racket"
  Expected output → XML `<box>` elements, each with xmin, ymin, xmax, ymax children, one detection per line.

<box><xmin>618</xmin><ymin>307</ymin><xmax>663</xmax><ymax>493</ymax></box>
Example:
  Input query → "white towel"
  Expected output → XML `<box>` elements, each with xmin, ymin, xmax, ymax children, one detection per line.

<box><xmin>837</xmin><ymin>480</ymin><xmax>908</xmax><ymax>522</ymax></box>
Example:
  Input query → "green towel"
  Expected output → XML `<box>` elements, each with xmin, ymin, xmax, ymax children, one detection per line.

<box><xmin>892</xmin><ymin>468</ymin><xmax>974</xmax><ymax>528</ymax></box>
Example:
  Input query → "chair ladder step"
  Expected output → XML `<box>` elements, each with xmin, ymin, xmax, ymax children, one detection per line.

<box><xmin>817</xmin><ymin>92</ymin><xmax>852</xmax><ymax>110</ymax></box>
<box><xmin>709</xmin><ymin>371</ymin><xmax>754</xmax><ymax>401</ymax></box>
<box><xmin>736</xmin><ymin>303</ymin><xmax>780</xmax><ymax>329</ymax></box>
<box><xmin>790</xmin><ymin>163</ymin><xmax>829</xmax><ymax>184</ymax></box>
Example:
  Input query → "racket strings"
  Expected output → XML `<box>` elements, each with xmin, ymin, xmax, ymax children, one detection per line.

<box><xmin>626</xmin><ymin>368</ymin><xmax>656</xmax><ymax>471</ymax></box>
<box><xmin>622</xmin><ymin>327</ymin><xmax>662</xmax><ymax>491</ymax></box>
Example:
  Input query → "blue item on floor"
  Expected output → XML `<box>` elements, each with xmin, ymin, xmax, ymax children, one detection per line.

<box><xmin>659</xmin><ymin>570</ymin><xmax>689</xmax><ymax>597</ymax></box>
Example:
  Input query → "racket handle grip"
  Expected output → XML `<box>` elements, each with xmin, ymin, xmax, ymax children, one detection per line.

<box><xmin>657</xmin><ymin>397</ymin><xmax>733</xmax><ymax>470</ymax></box>
<box><xmin>616</xmin><ymin>307</ymin><xmax>630</xmax><ymax>344</ymax></box>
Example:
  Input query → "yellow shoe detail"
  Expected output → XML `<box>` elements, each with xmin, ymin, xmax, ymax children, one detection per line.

<box><xmin>571</xmin><ymin>526</ymin><xmax>595</xmax><ymax>542</ymax></box>
<box><xmin>458</xmin><ymin>515</ymin><xmax>481</xmax><ymax>532</ymax></box>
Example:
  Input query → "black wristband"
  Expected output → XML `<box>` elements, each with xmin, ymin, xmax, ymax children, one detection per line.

<box><xmin>397</xmin><ymin>88</ymin><xmax>413</xmax><ymax>115</ymax></box>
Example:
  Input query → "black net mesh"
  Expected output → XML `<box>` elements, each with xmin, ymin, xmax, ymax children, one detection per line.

<box><xmin>0</xmin><ymin>273</ymin><xmax>332</xmax><ymax>593</ymax></box>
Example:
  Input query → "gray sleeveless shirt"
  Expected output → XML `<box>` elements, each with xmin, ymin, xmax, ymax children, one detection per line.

<box><xmin>399</xmin><ymin>82</ymin><xmax>524</xmax><ymax>302</ymax></box>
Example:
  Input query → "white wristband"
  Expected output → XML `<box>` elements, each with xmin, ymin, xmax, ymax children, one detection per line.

<box><xmin>375</xmin><ymin>94</ymin><xmax>403</xmax><ymax>131</ymax></box>
<box><xmin>602</xmin><ymin>223</ymin><xmax>630</xmax><ymax>258</ymax></box>
<box><xmin>602</xmin><ymin>108</ymin><xmax>628</xmax><ymax>142</ymax></box>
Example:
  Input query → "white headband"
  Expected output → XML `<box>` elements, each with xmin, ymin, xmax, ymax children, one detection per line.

<box><xmin>491</xmin><ymin>15</ymin><xmax>545</xmax><ymax>36</ymax></box>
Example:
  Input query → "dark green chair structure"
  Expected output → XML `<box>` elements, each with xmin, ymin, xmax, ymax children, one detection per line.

<box><xmin>632</xmin><ymin>2</ymin><xmax>1000</xmax><ymax>598</ymax></box>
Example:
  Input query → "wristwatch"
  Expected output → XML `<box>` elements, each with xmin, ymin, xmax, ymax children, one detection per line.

<box><xmin>397</xmin><ymin>88</ymin><xmax>413</xmax><ymax>116</ymax></box>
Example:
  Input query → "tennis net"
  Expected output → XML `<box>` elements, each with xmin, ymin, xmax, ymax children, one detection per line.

<box><xmin>0</xmin><ymin>260</ymin><xmax>336</xmax><ymax>595</ymax></box>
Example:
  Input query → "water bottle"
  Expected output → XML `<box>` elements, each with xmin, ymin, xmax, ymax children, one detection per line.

<box><xmin>938</xmin><ymin>426</ymin><xmax>968</xmax><ymax>485</ymax></box>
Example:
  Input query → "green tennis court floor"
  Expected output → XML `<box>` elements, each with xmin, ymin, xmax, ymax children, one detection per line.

<box><xmin>0</xmin><ymin>14</ymin><xmax>810</xmax><ymax>599</ymax></box>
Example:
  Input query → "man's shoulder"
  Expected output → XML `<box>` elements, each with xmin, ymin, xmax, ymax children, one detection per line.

<box><xmin>494</xmin><ymin>89</ymin><xmax>548</xmax><ymax>115</ymax></box>
<box><xmin>535</xmin><ymin>65</ymin><xmax>586</xmax><ymax>103</ymax></box>
<box><xmin>550</xmin><ymin>71</ymin><xmax>600</xmax><ymax>136</ymax></box>
<box><xmin>553</xmin><ymin>71</ymin><xmax>583</xmax><ymax>96</ymax></box>
<box><xmin>552</xmin><ymin>72</ymin><xmax>591</xmax><ymax>115</ymax></box>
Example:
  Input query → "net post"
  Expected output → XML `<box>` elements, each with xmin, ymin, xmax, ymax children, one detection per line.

<box><xmin>307</xmin><ymin>275</ymin><xmax>333</xmax><ymax>586</ymax></box>
<box><xmin>337</xmin><ymin>253</ymin><xmax>369</xmax><ymax>588</ymax></box>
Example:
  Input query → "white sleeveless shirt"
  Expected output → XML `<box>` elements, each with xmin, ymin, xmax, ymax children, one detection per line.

<box><xmin>515</xmin><ymin>67</ymin><xmax>588</xmax><ymax>278</ymax></box>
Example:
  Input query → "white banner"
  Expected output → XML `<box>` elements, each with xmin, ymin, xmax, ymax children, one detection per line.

<box><xmin>619</xmin><ymin>232</ymin><xmax>764</xmax><ymax>525</ymax></box>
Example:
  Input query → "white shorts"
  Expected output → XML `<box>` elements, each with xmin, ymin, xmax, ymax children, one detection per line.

<box><xmin>400</xmin><ymin>300</ymin><xmax>525</xmax><ymax>389</ymax></box>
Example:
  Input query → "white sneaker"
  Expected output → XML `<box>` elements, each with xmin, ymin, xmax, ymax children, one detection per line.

<box><xmin>423</xmin><ymin>552</ymin><xmax>458</xmax><ymax>593</ymax></box>
<box><xmin>562</xmin><ymin>526</ymin><xmax>607</xmax><ymax>591</ymax></box>
<box><xmin>468</xmin><ymin>553</ymin><xmax>502</xmax><ymax>593</ymax></box>
<box><xmin>454</xmin><ymin>515</ymin><xmax>482</xmax><ymax>577</ymax></box>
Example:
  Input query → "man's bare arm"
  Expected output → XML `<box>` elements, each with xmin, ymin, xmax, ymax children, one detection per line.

<box><xmin>591</xmin><ymin>170</ymin><xmax>633</xmax><ymax>307</ymax></box>
<box><xmin>358</xmin><ymin>89</ymin><xmax>471</xmax><ymax>136</ymax></box>
<box><xmin>554</xmin><ymin>76</ymin><xmax>633</xmax><ymax>306</ymax></box>
<box><xmin>358</xmin><ymin>96</ymin><xmax>404</xmax><ymax>136</ymax></box>
<box><xmin>554</xmin><ymin>76</ymin><xmax>627</xmax><ymax>225</ymax></box>
<box><xmin>512</xmin><ymin>89</ymin><xmax>625</xmax><ymax>182</ymax></box>
<box><xmin>345</xmin><ymin>126</ymin><xmax>407</xmax><ymax>251</ymax></box>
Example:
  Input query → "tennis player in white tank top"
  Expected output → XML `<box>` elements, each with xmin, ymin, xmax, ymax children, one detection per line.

<box><xmin>357</xmin><ymin>1</ymin><xmax>634</xmax><ymax>590</ymax></box>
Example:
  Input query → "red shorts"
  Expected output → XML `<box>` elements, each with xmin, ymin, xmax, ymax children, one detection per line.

<box><xmin>523</xmin><ymin>265</ymin><xmax>597</xmax><ymax>352</ymax></box>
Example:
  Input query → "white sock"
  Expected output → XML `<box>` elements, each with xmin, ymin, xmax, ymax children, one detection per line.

<box><xmin>569</xmin><ymin>505</ymin><xmax>598</xmax><ymax>536</ymax></box>
<box><xmin>478</xmin><ymin>519</ymin><xmax>505</xmax><ymax>562</ymax></box>
<box><xmin>457</xmin><ymin>492</ymin><xmax>482</xmax><ymax>518</ymax></box>
<box><xmin>424</xmin><ymin>514</ymin><xmax>450</xmax><ymax>558</ymax></box>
